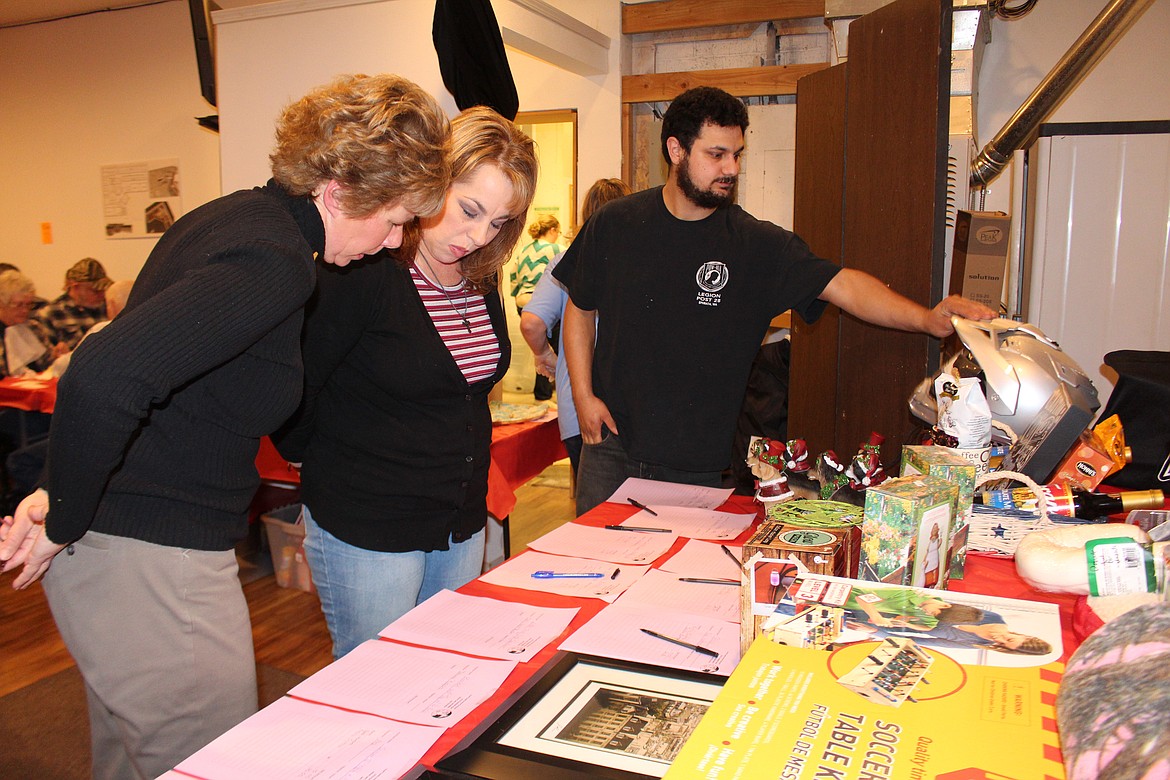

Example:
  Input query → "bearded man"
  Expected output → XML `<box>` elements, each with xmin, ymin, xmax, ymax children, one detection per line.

<box><xmin>553</xmin><ymin>86</ymin><xmax>995</xmax><ymax>515</ymax></box>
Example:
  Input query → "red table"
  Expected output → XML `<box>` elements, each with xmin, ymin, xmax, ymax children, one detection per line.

<box><xmin>0</xmin><ymin>376</ymin><xmax>57</xmax><ymax>413</ymax></box>
<box><xmin>414</xmin><ymin>495</ymin><xmax>1086</xmax><ymax>772</ymax></box>
<box><xmin>256</xmin><ymin>413</ymin><xmax>567</xmax><ymax>521</ymax></box>
<box><xmin>2</xmin><ymin>377</ymin><xmax>568</xmax><ymax>522</ymax></box>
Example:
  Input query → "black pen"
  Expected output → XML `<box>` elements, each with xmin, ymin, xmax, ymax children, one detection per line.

<box><xmin>626</xmin><ymin>497</ymin><xmax>659</xmax><ymax>516</ymax></box>
<box><xmin>679</xmin><ymin>577</ymin><xmax>739</xmax><ymax>585</ymax></box>
<box><xmin>604</xmin><ymin>524</ymin><xmax>672</xmax><ymax>533</ymax></box>
<box><xmin>611</xmin><ymin>567</ymin><xmax>621</xmax><ymax>580</ymax></box>
<box><xmin>640</xmin><ymin>628</ymin><xmax>719</xmax><ymax>657</ymax></box>
<box><xmin>720</xmin><ymin>544</ymin><xmax>744</xmax><ymax>571</ymax></box>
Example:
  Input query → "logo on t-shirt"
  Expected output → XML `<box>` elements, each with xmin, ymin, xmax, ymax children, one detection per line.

<box><xmin>695</xmin><ymin>261</ymin><xmax>728</xmax><ymax>306</ymax></box>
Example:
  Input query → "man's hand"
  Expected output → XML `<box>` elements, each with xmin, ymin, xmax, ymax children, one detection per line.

<box><xmin>575</xmin><ymin>394</ymin><xmax>618</xmax><ymax>444</ymax></box>
<box><xmin>0</xmin><ymin>489</ymin><xmax>66</xmax><ymax>589</ymax></box>
<box><xmin>922</xmin><ymin>294</ymin><xmax>997</xmax><ymax>338</ymax></box>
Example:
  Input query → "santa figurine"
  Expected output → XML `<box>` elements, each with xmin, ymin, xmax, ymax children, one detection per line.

<box><xmin>746</xmin><ymin>437</ymin><xmax>795</xmax><ymax>504</ymax></box>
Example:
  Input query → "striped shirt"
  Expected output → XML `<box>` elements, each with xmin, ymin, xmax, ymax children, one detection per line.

<box><xmin>411</xmin><ymin>265</ymin><xmax>501</xmax><ymax>384</ymax></box>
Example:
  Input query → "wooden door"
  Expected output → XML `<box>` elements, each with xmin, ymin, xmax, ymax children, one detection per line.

<box><xmin>790</xmin><ymin>0</ymin><xmax>952</xmax><ymax>463</ymax></box>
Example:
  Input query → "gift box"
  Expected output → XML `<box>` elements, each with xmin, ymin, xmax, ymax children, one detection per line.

<box><xmin>860</xmin><ymin>475</ymin><xmax>957</xmax><ymax>587</ymax></box>
<box><xmin>739</xmin><ymin>521</ymin><xmax>854</xmax><ymax>655</ymax></box>
<box><xmin>900</xmin><ymin>445</ymin><xmax>977</xmax><ymax>581</ymax></box>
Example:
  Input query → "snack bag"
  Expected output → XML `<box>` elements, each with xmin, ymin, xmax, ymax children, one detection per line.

<box><xmin>935</xmin><ymin>374</ymin><xmax>992</xmax><ymax>448</ymax></box>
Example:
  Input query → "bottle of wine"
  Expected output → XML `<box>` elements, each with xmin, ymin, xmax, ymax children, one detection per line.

<box><xmin>976</xmin><ymin>485</ymin><xmax>1165</xmax><ymax>520</ymax></box>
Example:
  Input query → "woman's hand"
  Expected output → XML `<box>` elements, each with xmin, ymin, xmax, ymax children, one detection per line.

<box><xmin>0</xmin><ymin>489</ymin><xmax>66</xmax><ymax>589</ymax></box>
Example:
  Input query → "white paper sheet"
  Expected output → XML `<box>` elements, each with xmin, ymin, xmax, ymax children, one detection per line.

<box><xmin>606</xmin><ymin>477</ymin><xmax>733</xmax><ymax>510</ymax></box>
<box><xmin>613</xmin><ymin>505</ymin><xmax>754</xmax><ymax>540</ymax></box>
<box><xmin>526</xmin><ymin>521</ymin><xmax>677</xmax><ymax>564</ymax></box>
<box><xmin>288</xmin><ymin>641</ymin><xmax>517</xmax><ymax>725</ymax></box>
<box><xmin>173</xmin><ymin>696</ymin><xmax>443</xmax><ymax>780</ymax></box>
<box><xmin>477</xmin><ymin>550</ymin><xmax>650</xmax><ymax>601</ymax></box>
<box><xmin>559</xmin><ymin>602</ymin><xmax>741</xmax><ymax>675</ymax></box>
<box><xmin>378</xmin><ymin>589</ymin><xmax>578</xmax><ymax>661</ymax></box>
<box><xmin>659</xmin><ymin>539</ymin><xmax>746</xmax><ymax>579</ymax></box>
<box><xmin>614</xmin><ymin>567</ymin><xmax>741</xmax><ymax>623</ymax></box>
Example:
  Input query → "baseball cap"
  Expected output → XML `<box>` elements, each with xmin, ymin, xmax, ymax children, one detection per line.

<box><xmin>65</xmin><ymin>258</ymin><xmax>113</xmax><ymax>292</ymax></box>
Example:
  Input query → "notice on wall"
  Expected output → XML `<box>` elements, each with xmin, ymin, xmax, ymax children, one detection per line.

<box><xmin>101</xmin><ymin>158</ymin><xmax>183</xmax><ymax>239</ymax></box>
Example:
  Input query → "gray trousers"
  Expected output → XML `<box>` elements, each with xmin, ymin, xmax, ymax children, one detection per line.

<box><xmin>43</xmin><ymin>531</ymin><xmax>257</xmax><ymax>780</ymax></box>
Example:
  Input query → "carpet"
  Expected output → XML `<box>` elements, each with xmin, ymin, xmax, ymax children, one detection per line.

<box><xmin>0</xmin><ymin>663</ymin><xmax>305</xmax><ymax>779</ymax></box>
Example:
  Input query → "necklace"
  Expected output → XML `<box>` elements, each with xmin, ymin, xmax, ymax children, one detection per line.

<box><xmin>418</xmin><ymin>249</ymin><xmax>471</xmax><ymax>332</ymax></box>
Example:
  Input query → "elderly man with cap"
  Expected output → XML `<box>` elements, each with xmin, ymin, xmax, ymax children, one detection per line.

<box><xmin>31</xmin><ymin>257</ymin><xmax>111</xmax><ymax>356</ymax></box>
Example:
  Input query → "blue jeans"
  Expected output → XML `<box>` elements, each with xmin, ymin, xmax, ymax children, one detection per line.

<box><xmin>574</xmin><ymin>430</ymin><xmax>723</xmax><ymax>516</ymax></box>
<box><xmin>302</xmin><ymin>506</ymin><xmax>486</xmax><ymax>659</ymax></box>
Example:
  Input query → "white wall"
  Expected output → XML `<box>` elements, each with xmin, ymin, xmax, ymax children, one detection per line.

<box><xmin>214</xmin><ymin>0</ymin><xmax>623</xmax><ymax>211</ymax></box>
<box><xmin>974</xmin><ymin>0</ymin><xmax>1170</xmax><ymax>213</ymax></box>
<box><xmin>0</xmin><ymin>0</ymin><xmax>221</xmax><ymax>298</ymax></box>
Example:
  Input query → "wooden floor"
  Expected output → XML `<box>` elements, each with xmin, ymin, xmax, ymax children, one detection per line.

<box><xmin>0</xmin><ymin>460</ymin><xmax>576</xmax><ymax>700</ymax></box>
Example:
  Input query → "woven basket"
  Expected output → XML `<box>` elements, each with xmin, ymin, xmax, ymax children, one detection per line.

<box><xmin>967</xmin><ymin>470</ymin><xmax>1056</xmax><ymax>556</ymax></box>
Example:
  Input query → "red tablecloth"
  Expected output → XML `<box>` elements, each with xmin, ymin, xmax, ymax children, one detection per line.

<box><xmin>418</xmin><ymin>495</ymin><xmax>1087</xmax><ymax>771</ymax></box>
<box><xmin>0</xmin><ymin>376</ymin><xmax>57</xmax><ymax>412</ymax></box>
<box><xmin>256</xmin><ymin>414</ymin><xmax>567</xmax><ymax>520</ymax></box>
<box><xmin>0</xmin><ymin>377</ymin><xmax>567</xmax><ymax>520</ymax></box>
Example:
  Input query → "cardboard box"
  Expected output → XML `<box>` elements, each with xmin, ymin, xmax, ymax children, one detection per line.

<box><xmin>949</xmin><ymin>210</ymin><xmax>1010</xmax><ymax>310</ymax></box>
<box><xmin>261</xmin><ymin>504</ymin><xmax>315</xmax><ymax>593</ymax></box>
<box><xmin>860</xmin><ymin>475</ymin><xmax>957</xmax><ymax>587</ymax></box>
<box><xmin>739</xmin><ymin>522</ymin><xmax>855</xmax><ymax>654</ymax></box>
<box><xmin>762</xmin><ymin>499</ymin><xmax>863</xmax><ymax>577</ymax></box>
<box><xmin>900</xmin><ymin>445</ymin><xmax>977</xmax><ymax>581</ymax></box>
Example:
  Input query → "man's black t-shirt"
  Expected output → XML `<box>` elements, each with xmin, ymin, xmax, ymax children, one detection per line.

<box><xmin>553</xmin><ymin>187</ymin><xmax>841</xmax><ymax>472</ymax></box>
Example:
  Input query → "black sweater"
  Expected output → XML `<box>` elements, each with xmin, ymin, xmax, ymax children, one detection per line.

<box><xmin>274</xmin><ymin>257</ymin><xmax>510</xmax><ymax>553</ymax></box>
<box><xmin>45</xmin><ymin>181</ymin><xmax>321</xmax><ymax>550</ymax></box>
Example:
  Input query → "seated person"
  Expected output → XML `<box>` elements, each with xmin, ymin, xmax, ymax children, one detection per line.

<box><xmin>0</xmin><ymin>270</ymin><xmax>53</xmax><ymax>377</ymax></box>
<box><xmin>44</xmin><ymin>279</ymin><xmax>133</xmax><ymax>377</ymax></box>
<box><xmin>6</xmin><ymin>280</ymin><xmax>134</xmax><ymax>500</ymax></box>
<box><xmin>31</xmin><ymin>257</ymin><xmax>111</xmax><ymax>355</ymax></box>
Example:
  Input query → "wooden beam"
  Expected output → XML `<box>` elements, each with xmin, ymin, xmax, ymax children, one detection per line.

<box><xmin>623</xmin><ymin>0</ymin><xmax>826</xmax><ymax>35</ymax></box>
<box><xmin>622</xmin><ymin>63</ymin><xmax>827</xmax><ymax>103</ymax></box>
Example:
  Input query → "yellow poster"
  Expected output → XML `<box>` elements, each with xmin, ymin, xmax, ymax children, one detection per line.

<box><xmin>666</xmin><ymin>636</ymin><xmax>1065</xmax><ymax>780</ymax></box>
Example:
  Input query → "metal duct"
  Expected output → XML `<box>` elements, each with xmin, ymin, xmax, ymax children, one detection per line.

<box><xmin>970</xmin><ymin>0</ymin><xmax>1157</xmax><ymax>187</ymax></box>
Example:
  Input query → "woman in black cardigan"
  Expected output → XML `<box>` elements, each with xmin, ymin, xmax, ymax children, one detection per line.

<box><xmin>277</xmin><ymin>107</ymin><xmax>537</xmax><ymax>659</ymax></box>
<box><xmin>0</xmin><ymin>74</ymin><xmax>450</xmax><ymax>779</ymax></box>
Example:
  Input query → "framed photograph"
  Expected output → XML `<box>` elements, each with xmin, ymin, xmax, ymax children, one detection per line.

<box><xmin>435</xmin><ymin>653</ymin><xmax>726</xmax><ymax>779</ymax></box>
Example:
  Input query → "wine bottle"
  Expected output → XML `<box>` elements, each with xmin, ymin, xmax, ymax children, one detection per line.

<box><xmin>975</xmin><ymin>485</ymin><xmax>1164</xmax><ymax>520</ymax></box>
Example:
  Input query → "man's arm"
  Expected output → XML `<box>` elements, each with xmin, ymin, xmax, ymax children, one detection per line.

<box><xmin>562</xmin><ymin>300</ymin><xmax>616</xmax><ymax>443</ymax></box>
<box><xmin>519</xmin><ymin>311</ymin><xmax>556</xmax><ymax>379</ymax></box>
<box><xmin>819</xmin><ymin>268</ymin><xmax>996</xmax><ymax>338</ymax></box>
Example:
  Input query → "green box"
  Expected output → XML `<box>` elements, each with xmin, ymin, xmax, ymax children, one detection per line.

<box><xmin>860</xmin><ymin>475</ymin><xmax>957</xmax><ymax>587</ymax></box>
<box><xmin>900</xmin><ymin>445</ymin><xmax>977</xmax><ymax>580</ymax></box>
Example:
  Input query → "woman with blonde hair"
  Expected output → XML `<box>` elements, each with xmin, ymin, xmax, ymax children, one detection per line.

<box><xmin>277</xmin><ymin>106</ymin><xmax>538</xmax><ymax>659</ymax></box>
<box><xmin>0</xmin><ymin>73</ymin><xmax>450</xmax><ymax>779</ymax></box>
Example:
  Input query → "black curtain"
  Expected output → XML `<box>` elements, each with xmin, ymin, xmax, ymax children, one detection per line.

<box><xmin>433</xmin><ymin>0</ymin><xmax>519</xmax><ymax>120</ymax></box>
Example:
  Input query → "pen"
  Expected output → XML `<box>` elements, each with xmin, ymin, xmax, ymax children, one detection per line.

<box><xmin>678</xmin><ymin>577</ymin><xmax>740</xmax><ymax>585</ymax></box>
<box><xmin>720</xmin><ymin>544</ymin><xmax>744</xmax><ymax>572</ymax></box>
<box><xmin>611</xmin><ymin>568</ymin><xmax>621</xmax><ymax>580</ymax></box>
<box><xmin>640</xmin><ymin>628</ymin><xmax>719</xmax><ymax>657</ymax></box>
<box><xmin>604</xmin><ymin>524</ymin><xmax>672</xmax><ymax>533</ymax></box>
<box><xmin>626</xmin><ymin>497</ymin><xmax>659</xmax><ymax>516</ymax></box>
<box><xmin>531</xmin><ymin>570</ymin><xmax>605</xmax><ymax>579</ymax></box>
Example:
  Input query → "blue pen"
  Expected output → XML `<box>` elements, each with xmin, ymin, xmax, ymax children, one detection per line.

<box><xmin>531</xmin><ymin>570</ymin><xmax>605</xmax><ymax>579</ymax></box>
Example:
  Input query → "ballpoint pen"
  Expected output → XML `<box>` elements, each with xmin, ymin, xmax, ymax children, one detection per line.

<box><xmin>604</xmin><ymin>524</ymin><xmax>671</xmax><ymax>533</ymax></box>
<box><xmin>626</xmin><ymin>497</ymin><xmax>659</xmax><ymax>516</ymax></box>
<box><xmin>678</xmin><ymin>577</ymin><xmax>739</xmax><ymax>585</ymax></box>
<box><xmin>720</xmin><ymin>544</ymin><xmax>744</xmax><ymax>572</ymax></box>
<box><xmin>640</xmin><ymin>628</ymin><xmax>719</xmax><ymax>657</ymax></box>
<box><xmin>610</xmin><ymin>568</ymin><xmax>621</xmax><ymax>579</ymax></box>
<box><xmin>531</xmin><ymin>571</ymin><xmax>605</xmax><ymax>579</ymax></box>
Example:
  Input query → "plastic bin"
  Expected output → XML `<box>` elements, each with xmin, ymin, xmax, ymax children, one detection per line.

<box><xmin>261</xmin><ymin>504</ymin><xmax>315</xmax><ymax>593</ymax></box>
